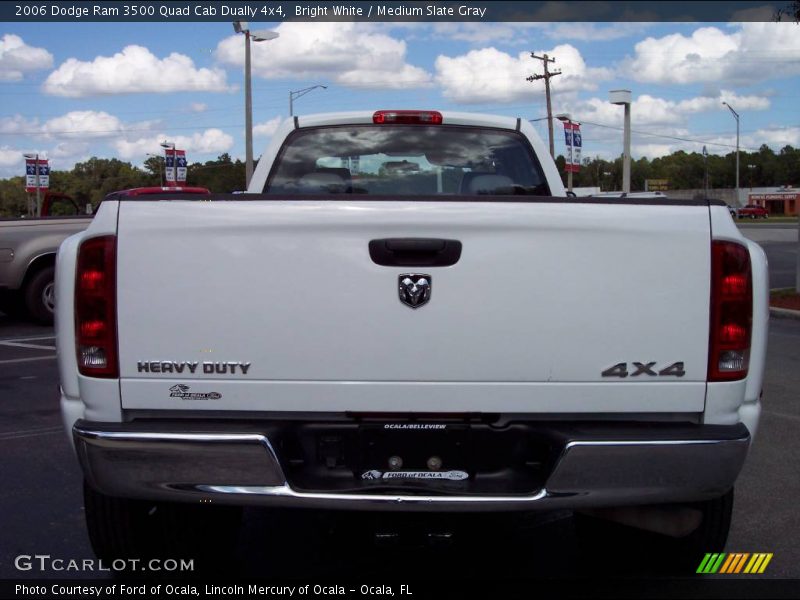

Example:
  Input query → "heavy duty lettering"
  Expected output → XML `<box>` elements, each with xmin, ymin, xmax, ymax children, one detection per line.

<box><xmin>137</xmin><ymin>361</ymin><xmax>250</xmax><ymax>375</ymax></box>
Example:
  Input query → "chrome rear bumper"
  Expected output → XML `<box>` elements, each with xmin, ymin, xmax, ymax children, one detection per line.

<box><xmin>73</xmin><ymin>420</ymin><xmax>751</xmax><ymax>512</ymax></box>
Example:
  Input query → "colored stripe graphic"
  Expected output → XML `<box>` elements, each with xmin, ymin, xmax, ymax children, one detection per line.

<box><xmin>699</xmin><ymin>552</ymin><xmax>773</xmax><ymax>574</ymax></box>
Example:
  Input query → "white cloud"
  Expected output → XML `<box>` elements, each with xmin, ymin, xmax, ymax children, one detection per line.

<box><xmin>1</xmin><ymin>111</ymin><xmax>165</xmax><ymax>141</ymax></box>
<box><xmin>622</xmin><ymin>23</ymin><xmax>800</xmax><ymax>85</ymax></box>
<box><xmin>50</xmin><ymin>141</ymin><xmax>90</xmax><ymax>159</ymax></box>
<box><xmin>0</xmin><ymin>114</ymin><xmax>39</xmax><ymax>135</ymax></box>
<box><xmin>0</xmin><ymin>34</ymin><xmax>53</xmax><ymax>82</ymax></box>
<box><xmin>753</xmin><ymin>126</ymin><xmax>800</xmax><ymax>148</ymax></box>
<box><xmin>112</xmin><ymin>129</ymin><xmax>233</xmax><ymax>160</ymax></box>
<box><xmin>43</xmin><ymin>45</ymin><xmax>232</xmax><ymax>97</ymax></box>
<box><xmin>632</xmin><ymin>142</ymin><xmax>684</xmax><ymax>159</ymax></box>
<box><xmin>253</xmin><ymin>116</ymin><xmax>283</xmax><ymax>138</ymax></box>
<box><xmin>434</xmin><ymin>45</ymin><xmax>611</xmax><ymax>104</ymax></box>
<box><xmin>41</xmin><ymin>111</ymin><xmax>124</xmax><ymax>139</ymax></box>
<box><xmin>567</xmin><ymin>90</ymin><xmax>770</xmax><ymax>128</ymax></box>
<box><xmin>214</xmin><ymin>22</ymin><xmax>432</xmax><ymax>89</ymax></box>
<box><xmin>0</xmin><ymin>145</ymin><xmax>23</xmax><ymax>168</ymax></box>
<box><xmin>189</xmin><ymin>103</ymin><xmax>208</xmax><ymax>113</ymax></box>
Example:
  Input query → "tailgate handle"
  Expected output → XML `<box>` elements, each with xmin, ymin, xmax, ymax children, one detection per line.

<box><xmin>369</xmin><ymin>238</ymin><xmax>462</xmax><ymax>267</ymax></box>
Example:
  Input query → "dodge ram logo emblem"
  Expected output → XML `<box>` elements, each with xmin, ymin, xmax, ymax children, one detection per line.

<box><xmin>398</xmin><ymin>274</ymin><xmax>431</xmax><ymax>308</ymax></box>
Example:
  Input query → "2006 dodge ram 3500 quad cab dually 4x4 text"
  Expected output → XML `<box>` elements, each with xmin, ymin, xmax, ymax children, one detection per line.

<box><xmin>57</xmin><ymin>110</ymin><xmax>768</xmax><ymax>566</ymax></box>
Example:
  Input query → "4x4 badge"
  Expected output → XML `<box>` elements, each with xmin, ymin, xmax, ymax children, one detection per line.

<box><xmin>398</xmin><ymin>274</ymin><xmax>431</xmax><ymax>308</ymax></box>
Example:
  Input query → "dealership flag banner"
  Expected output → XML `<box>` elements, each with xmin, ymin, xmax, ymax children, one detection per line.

<box><xmin>164</xmin><ymin>150</ymin><xmax>187</xmax><ymax>185</ymax></box>
<box><xmin>563</xmin><ymin>123</ymin><xmax>582</xmax><ymax>173</ymax></box>
<box><xmin>25</xmin><ymin>158</ymin><xmax>49</xmax><ymax>192</ymax></box>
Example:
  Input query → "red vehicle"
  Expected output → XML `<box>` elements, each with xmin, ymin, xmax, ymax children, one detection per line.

<box><xmin>737</xmin><ymin>204</ymin><xmax>769</xmax><ymax>219</ymax></box>
<box><xmin>101</xmin><ymin>186</ymin><xmax>211</xmax><ymax>202</ymax></box>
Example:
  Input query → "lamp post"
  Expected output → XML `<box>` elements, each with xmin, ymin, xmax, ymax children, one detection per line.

<box><xmin>233</xmin><ymin>21</ymin><xmax>279</xmax><ymax>188</ymax></box>
<box><xmin>555</xmin><ymin>113</ymin><xmax>577</xmax><ymax>193</ymax></box>
<box><xmin>610</xmin><ymin>90</ymin><xmax>632</xmax><ymax>194</ymax></box>
<box><xmin>289</xmin><ymin>85</ymin><xmax>327</xmax><ymax>117</ymax></box>
<box><xmin>146</xmin><ymin>153</ymin><xmax>164</xmax><ymax>187</ymax></box>
<box><xmin>23</xmin><ymin>153</ymin><xmax>41</xmax><ymax>216</ymax></box>
<box><xmin>722</xmin><ymin>101</ymin><xmax>740</xmax><ymax>205</ymax></box>
<box><xmin>702</xmin><ymin>145</ymin><xmax>709</xmax><ymax>198</ymax></box>
<box><xmin>160</xmin><ymin>141</ymin><xmax>176</xmax><ymax>187</ymax></box>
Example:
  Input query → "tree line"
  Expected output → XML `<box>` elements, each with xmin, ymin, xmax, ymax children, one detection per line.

<box><xmin>0</xmin><ymin>154</ymin><xmax>246</xmax><ymax>217</ymax></box>
<box><xmin>1</xmin><ymin>145</ymin><xmax>798</xmax><ymax>217</ymax></box>
<box><xmin>557</xmin><ymin>144</ymin><xmax>800</xmax><ymax>192</ymax></box>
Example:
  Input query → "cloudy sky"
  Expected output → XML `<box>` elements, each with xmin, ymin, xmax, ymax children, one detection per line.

<box><xmin>1</xmin><ymin>20</ymin><xmax>799</xmax><ymax>177</ymax></box>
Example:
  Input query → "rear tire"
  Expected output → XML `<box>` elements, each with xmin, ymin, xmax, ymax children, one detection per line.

<box><xmin>575</xmin><ymin>489</ymin><xmax>734</xmax><ymax>574</ymax></box>
<box><xmin>23</xmin><ymin>266</ymin><xmax>55</xmax><ymax>325</ymax></box>
<box><xmin>83</xmin><ymin>481</ymin><xmax>242</xmax><ymax>574</ymax></box>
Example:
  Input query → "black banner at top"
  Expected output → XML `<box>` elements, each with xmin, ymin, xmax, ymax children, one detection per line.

<box><xmin>1</xmin><ymin>1</ymin><xmax>795</xmax><ymax>22</ymax></box>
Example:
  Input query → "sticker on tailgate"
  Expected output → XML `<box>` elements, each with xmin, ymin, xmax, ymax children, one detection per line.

<box><xmin>169</xmin><ymin>384</ymin><xmax>221</xmax><ymax>400</ymax></box>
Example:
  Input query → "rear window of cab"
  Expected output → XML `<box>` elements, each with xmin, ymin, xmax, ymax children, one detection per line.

<box><xmin>263</xmin><ymin>124</ymin><xmax>550</xmax><ymax>197</ymax></box>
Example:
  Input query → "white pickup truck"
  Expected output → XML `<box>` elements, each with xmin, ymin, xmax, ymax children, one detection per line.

<box><xmin>57</xmin><ymin>110</ymin><xmax>768</xmax><ymax>568</ymax></box>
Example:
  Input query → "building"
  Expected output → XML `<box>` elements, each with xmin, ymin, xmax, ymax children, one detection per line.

<box><xmin>747</xmin><ymin>186</ymin><xmax>798</xmax><ymax>216</ymax></box>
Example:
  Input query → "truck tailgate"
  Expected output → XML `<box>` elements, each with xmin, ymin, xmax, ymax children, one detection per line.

<box><xmin>116</xmin><ymin>200</ymin><xmax>710</xmax><ymax>414</ymax></box>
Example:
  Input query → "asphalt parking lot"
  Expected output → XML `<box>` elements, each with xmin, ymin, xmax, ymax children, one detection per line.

<box><xmin>1</xmin><ymin>316</ymin><xmax>799</xmax><ymax>582</ymax></box>
<box><xmin>1</xmin><ymin>225</ymin><xmax>798</xmax><ymax>584</ymax></box>
<box><xmin>739</xmin><ymin>223</ymin><xmax>798</xmax><ymax>289</ymax></box>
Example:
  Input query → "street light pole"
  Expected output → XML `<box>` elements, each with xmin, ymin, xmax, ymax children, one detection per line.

<box><xmin>289</xmin><ymin>85</ymin><xmax>328</xmax><ymax>116</ymax></box>
<box><xmin>244</xmin><ymin>29</ymin><xmax>253</xmax><ymax>188</ymax></box>
<box><xmin>233</xmin><ymin>22</ymin><xmax>279</xmax><ymax>189</ymax></box>
<box><xmin>723</xmin><ymin>102</ymin><xmax>740</xmax><ymax>204</ymax></box>
<box><xmin>34</xmin><ymin>153</ymin><xmax>41</xmax><ymax>216</ymax></box>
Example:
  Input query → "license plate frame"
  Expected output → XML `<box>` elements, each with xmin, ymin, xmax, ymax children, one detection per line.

<box><xmin>358</xmin><ymin>423</ymin><xmax>471</xmax><ymax>478</ymax></box>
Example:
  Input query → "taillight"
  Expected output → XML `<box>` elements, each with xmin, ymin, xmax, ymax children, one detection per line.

<box><xmin>75</xmin><ymin>235</ymin><xmax>118</xmax><ymax>378</ymax></box>
<box><xmin>708</xmin><ymin>241</ymin><xmax>752</xmax><ymax>381</ymax></box>
<box><xmin>373</xmin><ymin>110</ymin><xmax>443</xmax><ymax>125</ymax></box>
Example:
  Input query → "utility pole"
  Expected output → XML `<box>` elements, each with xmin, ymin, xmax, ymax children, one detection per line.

<box><xmin>527</xmin><ymin>53</ymin><xmax>561</xmax><ymax>159</ymax></box>
<box><xmin>723</xmin><ymin>102</ymin><xmax>740</xmax><ymax>205</ymax></box>
<box><xmin>610</xmin><ymin>90</ymin><xmax>632</xmax><ymax>193</ymax></box>
<box><xmin>703</xmin><ymin>145</ymin><xmax>709</xmax><ymax>198</ymax></box>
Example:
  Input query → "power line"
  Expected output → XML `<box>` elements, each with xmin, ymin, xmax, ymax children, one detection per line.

<box><xmin>577</xmin><ymin>119</ymin><xmax>760</xmax><ymax>152</ymax></box>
